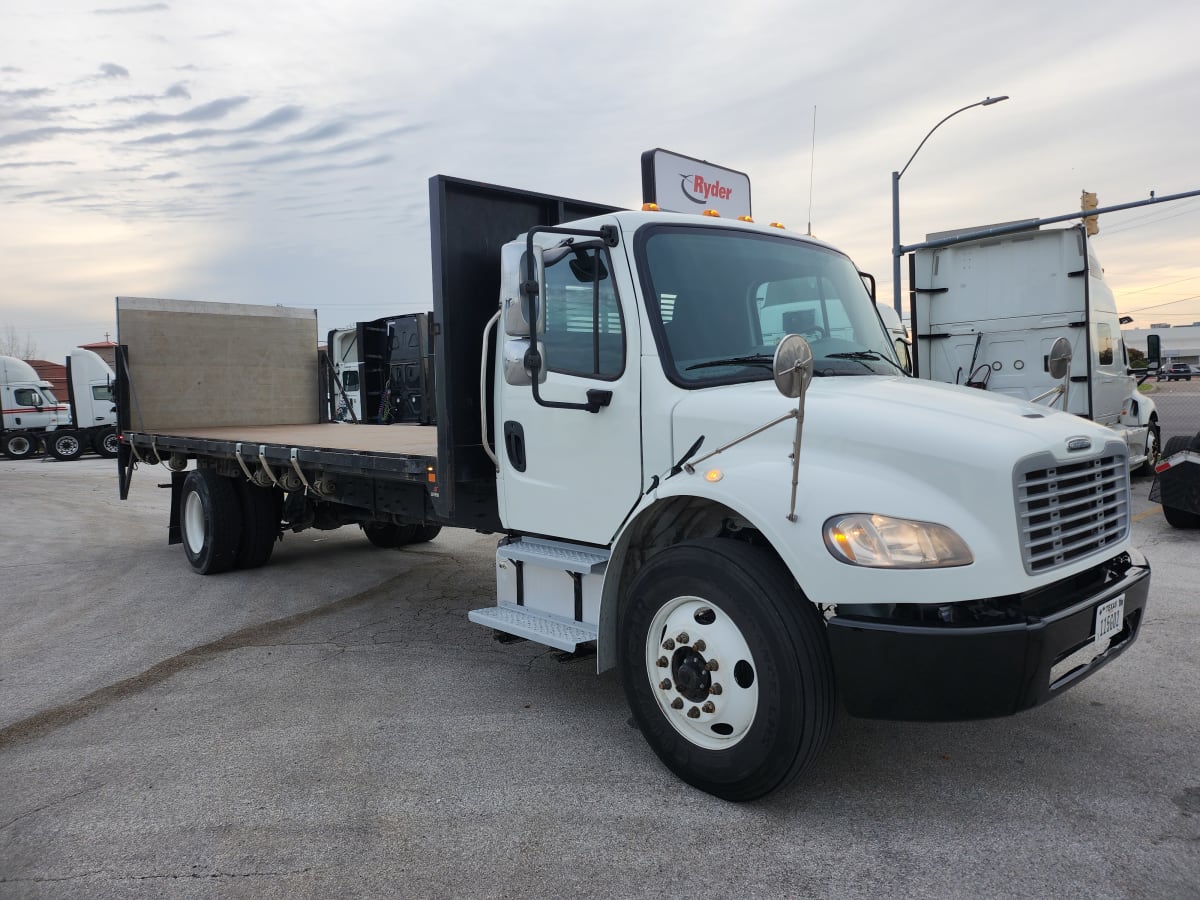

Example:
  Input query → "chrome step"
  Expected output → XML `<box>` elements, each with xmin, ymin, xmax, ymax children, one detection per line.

<box><xmin>498</xmin><ymin>536</ymin><xmax>609</xmax><ymax>574</ymax></box>
<box><xmin>468</xmin><ymin>603</ymin><xmax>598</xmax><ymax>652</ymax></box>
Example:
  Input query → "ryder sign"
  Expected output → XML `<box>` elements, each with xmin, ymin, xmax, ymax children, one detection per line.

<box><xmin>641</xmin><ymin>148</ymin><xmax>752</xmax><ymax>219</ymax></box>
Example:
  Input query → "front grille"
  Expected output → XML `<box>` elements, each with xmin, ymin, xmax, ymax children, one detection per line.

<box><xmin>1015</xmin><ymin>451</ymin><xmax>1129</xmax><ymax>574</ymax></box>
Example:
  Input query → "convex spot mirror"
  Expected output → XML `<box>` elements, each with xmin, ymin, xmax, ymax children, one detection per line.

<box><xmin>1047</xmin><ymin>337</ymin><xmax>1073</xmax><ymax>380</ymax></box>
<box><xmin>503</xmin><ymin>338</ymin><xmax>547</xmax><ymax>386</ymax></box>
<box><xmin>773</xmin><ymin>334</ymin><xmax>814</xmax><ymax>399</ymax></box>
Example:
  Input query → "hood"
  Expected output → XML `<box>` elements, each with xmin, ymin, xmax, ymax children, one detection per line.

<box><xmin>670</xmin><ymin>375</ymin><xmax>1120</xmax><ymax>476</ymax></box>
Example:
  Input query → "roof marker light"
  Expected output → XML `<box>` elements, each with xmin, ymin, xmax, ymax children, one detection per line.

<box><xmin>737</xmin><ymin>215</ymin><xmax>754</xmax><ymax>222</ymax></box>
<box><xmin>768</xmin><ymin>222</ymin><xmax>786</xmax><ymax>229</ymax></box>
<box><xmin>641</xmin><ymin>202</ymin><xmax>660</xmax><ymax>211</ymax></box>
<box><xmin>702</xmin><ymin>209</ymin><xmax>721</xmax><ymax>217</ymax></box>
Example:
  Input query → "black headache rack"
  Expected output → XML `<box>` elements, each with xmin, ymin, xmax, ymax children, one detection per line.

<box><xmin>426</xmin><ymin>175</ymin><xmax>619</xmax><ymax>527</ymax></box>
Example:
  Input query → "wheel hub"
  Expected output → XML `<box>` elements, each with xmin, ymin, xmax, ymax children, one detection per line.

<box><xmin>671</xmin><ymin>647</ymin><xmax>711</xmax><ymax>702</ymax></box>
<box><xmin>645</xmin><ymin>597</ymin><xmax>758</xmax><ymax>750</ymax></box>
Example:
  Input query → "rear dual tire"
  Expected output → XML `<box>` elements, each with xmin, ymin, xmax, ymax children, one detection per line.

<box><xmin>182</xmin><ymin>469</ymin><xmax>243</xmax><ymax>574</ymax></box>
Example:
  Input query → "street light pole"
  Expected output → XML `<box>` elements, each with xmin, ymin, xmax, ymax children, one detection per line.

<box><xmin>891</xmin><ymin>95</ymin><xmax>1009</xmax><ymax>317</ymax></box>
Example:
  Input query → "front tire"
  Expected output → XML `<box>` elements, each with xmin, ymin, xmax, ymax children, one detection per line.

<box><xmin>1135</xmin><ymin>421</ymin><xmax>1160</xmax><ymax>477</ymax></box>
<box><xmin>619</xmin><ymin>538</ymin><xmax>834</xmax><ymax>801</ymax></box>
<box><xmin>181</xmin><ymin>469</ymin><xmax>243</xmax><ymax>574</ymax></box>
<box><xmin>3</xmin><ymin>431</ymin><xmax>38</xmax><ymax>460</ymax></box>
<box><xmin>47</xmin><ymin>430</ymin><xmax>85</xmax><ymax>461</ymax></box>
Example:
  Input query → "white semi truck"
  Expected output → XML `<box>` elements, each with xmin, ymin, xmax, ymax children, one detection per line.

<box><xmin>1</xmin><ymin>348</ymin><xmax>118</xmax><ymax>460</ymax></box>
<box><xmin>909</xmin><ymin>223</ymin><xmax>1159</xmax><ymax>474</ymax></box>
<box><xmin>115</xmin><ymin>172</ymin><xmax>1151</xmax><ymax>800</ymax></box>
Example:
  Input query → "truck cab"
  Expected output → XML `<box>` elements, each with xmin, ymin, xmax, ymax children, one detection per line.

<box><xmin>910</xmin><ymin>225</ymin><xmax>1159</xmax><ymax>473</ymax></box>
<box><xmin>1</xmin><ymin>355</ymin><xmax>69</xmax><ymax>458</ymax></box>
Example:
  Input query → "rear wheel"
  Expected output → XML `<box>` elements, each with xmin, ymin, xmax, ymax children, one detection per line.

<box><xmin>619</xmin><ymin>538</ymin><xmax>834</xmax><ymax>801</ymax></box>
<box><xmin>408</xmin><ymin>525</ymin><xmax>442</xmax><ymax>544</ymax></box>
<box><xmin>93</xmin><ymin>427</ymin><xmax>120</xmax><ymax>459</ymax></box>
<box><xmin>362</xmin><ymin>522</ymin><xmax>416</xmax><ymax>548</ymax></box>
<box><xmin>47</xmin><ymin>430</ymin><xmax>85</xmax><ymax>461</ymax></box>
<box><xmin>181</xmin><ymin>469</ymin><xmax>243</xmax><ymax>574</ymax></box>
<box><xmin>2</xmin><ymin>431</ymin><xmax>38</xmax><ymax>460</ymax></box>
<box><xmin>235</xmin><ymin>480</ymin><xmax>283</xmax><ymax>569</ymax></box>
<box><xmin>1160</xmin><ymin>435</ymin><xmax>1200</xmax><ymax>529</ymax></box>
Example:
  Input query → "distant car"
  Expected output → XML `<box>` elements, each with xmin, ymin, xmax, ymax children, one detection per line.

<box><xmin>1157</xmin><ymin>363</ymin><xmax>1193</xmax><ymax>381</ymax></box>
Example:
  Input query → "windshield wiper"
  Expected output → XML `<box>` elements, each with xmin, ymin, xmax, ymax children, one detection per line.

<box><xmin>826</xmin><ymin>350</ymin><xmax>907</xmax><ymax>374</ymax></box>
<box><xmin>685</xmin><ymin>354</ymin><xmax>774</xmax><ymax>372</ymax></box>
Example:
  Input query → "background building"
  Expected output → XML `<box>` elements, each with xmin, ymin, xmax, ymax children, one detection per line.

<box><xmin>1121</xmin><ymin>324</ymin><xmax>1200</xmax><ymax>367</ymax></box>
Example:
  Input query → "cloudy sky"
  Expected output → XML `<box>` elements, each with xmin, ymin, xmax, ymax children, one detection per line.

<box><xmin>3</xmin><ymin>0</ymin><xmax>1200</xmax><ymax>362</ymax></box>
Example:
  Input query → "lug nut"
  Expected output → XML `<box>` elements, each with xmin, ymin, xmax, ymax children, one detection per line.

<box><xmin>660</xmin><ymin>679</ymin><xmax>672</xmax><ymax>691</ymax></box>
<box><xmin>709</xmin><ymin>683</ymin><xmax>723</xmax><ymax>695</ymax></box>
<box><xmin>693</xmin><ymin>639</ymin><xmax>706</xmax><ymax>652</ymax></box>
<box><xmin>656</xmin><ymin>656</ymin><xmax>668</xmax><ymax>668</ymax></box>
<box><xmin>662</xmin><ymin>638</ymin><xmax>675</xmax><ymax>651</ymax></box>
<box><xmin>701</xmin><ymin>701</ymin><xmax>716</xmax><ymax>714</ymax></box>
<box><xmin>676</xmin><ymin>632</ymin><xmax>689</xmax><ymax>644</ymax></box>
<box><xmin>706</xmin><ymin>660</ymin><xmax>719</xmax><ymax>672</ymax></box>
<box><xmin>687</xmin><ymin>706</ymin><xmax>700</xmax><ymax>719</ymax></box>
<box><xmin>671</xmin><ymin>698</ymin><xmax>684</xmax><ymax>710</ymax></box>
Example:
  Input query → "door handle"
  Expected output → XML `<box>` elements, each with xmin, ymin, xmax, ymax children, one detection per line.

<box><xmin>503</xmin><ymin>421</ymin><xmax>526</xmax><ymax>472</ymax></box>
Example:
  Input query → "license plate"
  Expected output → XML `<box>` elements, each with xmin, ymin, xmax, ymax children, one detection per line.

<box><xmin>1094</xmin><ymin>594</ymin><xmax>1125</xmax><ymax>644</ymax></box>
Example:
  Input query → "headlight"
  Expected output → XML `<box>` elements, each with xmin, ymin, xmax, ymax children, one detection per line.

<box><xmin>823</xmin><ymin>514</ymin><xmax>973</xmax><ymax>568</ymax></box>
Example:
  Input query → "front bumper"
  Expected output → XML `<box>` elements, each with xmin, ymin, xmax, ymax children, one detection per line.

<box><xmin>826</xmin><ymin>550</ymin><xmax>1151</xmax><ymax>721</ymax></box>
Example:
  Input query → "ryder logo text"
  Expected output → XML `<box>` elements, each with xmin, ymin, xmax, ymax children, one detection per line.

<box><xmin>678</xmin><ymin>173</ymin><xmax>736</xmax><ymax>205</ymax></box>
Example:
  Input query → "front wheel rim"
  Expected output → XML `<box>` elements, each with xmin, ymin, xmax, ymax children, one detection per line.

<box><xmin>644</xmin><ymin>596</ymin><xmax>758</xmax><ymax>750</ymax></box>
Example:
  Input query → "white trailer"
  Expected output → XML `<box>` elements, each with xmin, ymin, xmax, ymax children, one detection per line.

<box><xmin>910</xmin><ymin>224</ymin><xmax>1159</xmax><ymax>474</ymax></box>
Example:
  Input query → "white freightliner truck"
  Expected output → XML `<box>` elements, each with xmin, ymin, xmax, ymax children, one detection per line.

<box><xmin>909</xmin><ymin>223</ymin><xmax>1159</xmax><ymax>474</ymax></box>
<box><xmin>115</xmin><ymin>173</ymin><xmax>1151</xmax><ymax>800</ymax></box>
<box><xmin>1</xmin><ymin>348</ymin><xmax>118</xmax><ymax>460</ymax></box>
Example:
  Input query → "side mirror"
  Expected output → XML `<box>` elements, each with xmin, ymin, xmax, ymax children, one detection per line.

<box><xmin>1146</xmin><ymin>333</ymin><xmax>1161</xmax><ymax>369</ymax></box>
<box><xmin>773</xmin><ymin>334</ymin><xmax>814</xmax><ymax>399</ymax></box>
<box><xmin>501</xmin><ymin>242</ymin><xmax>546</xmax><ymax>337</ymax></box>
<box><xmin>1047</xmin><ymin>337</ymin><xmax>1073</xmax><ymax>379</ymax></box>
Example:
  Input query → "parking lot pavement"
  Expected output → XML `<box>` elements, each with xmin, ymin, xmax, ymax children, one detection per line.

<box><xmin>2</xmin><ymin>458</ymin><xmax>1198</xmax><ymax>898</ymax></box>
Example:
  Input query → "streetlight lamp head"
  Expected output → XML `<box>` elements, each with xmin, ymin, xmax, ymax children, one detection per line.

<box><xmin>982</xmin><ymin>95</ymin><xmax>1010</xmax><ymax>105</ymax></box>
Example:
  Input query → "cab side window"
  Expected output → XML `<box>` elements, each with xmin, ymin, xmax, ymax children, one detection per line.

<box><xmin>543</xmin><ymin>247</ymin><xmax>624</xmax><ymax>380</ymax></box>
<box><xmin>1095</xmin><ymin>322</ymin><xmax>1114</xmax><ymax>367</ymax></box>
<box><xmin>14</xmin><ymin>388</ymin><xmax>43</xmax><ymax>407</ymax></box>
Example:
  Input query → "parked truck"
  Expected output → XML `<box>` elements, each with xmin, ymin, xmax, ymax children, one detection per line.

<box><xmin>326</xmin><ymin>313</ymin><xmax>435</xmax><ymax>425</ymax></box>
<box><xmin>909</xmin><ymin>223</ymin><xmax>1159</xmax><ymax>474</ymax></box>
<box><xmin>116</xmin><ymin>172</ymin><xmax>1151</xmax><ymax>800</ymax></box>
<box><xmin>1</xmin><ymin>349</ymin><xmax>117</xmax><ymax>460</ymax></box>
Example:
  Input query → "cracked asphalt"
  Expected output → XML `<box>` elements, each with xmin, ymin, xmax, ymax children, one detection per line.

<box><xmin>1</xmin><ymin>457</ymin><xmax>1198</xmax><ymax>898</ymax></box>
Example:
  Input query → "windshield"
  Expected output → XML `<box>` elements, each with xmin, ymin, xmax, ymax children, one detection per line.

<box><xmin>636</xmin><ymin>225</ymin><xmax>901</xmax><ymax>386</ymax></box>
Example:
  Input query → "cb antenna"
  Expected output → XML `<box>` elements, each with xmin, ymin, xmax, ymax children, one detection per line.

<box><xmin>807</xmin><ymin>105</ymin><xmax>817</xmax><ymax>236</ymax></box>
